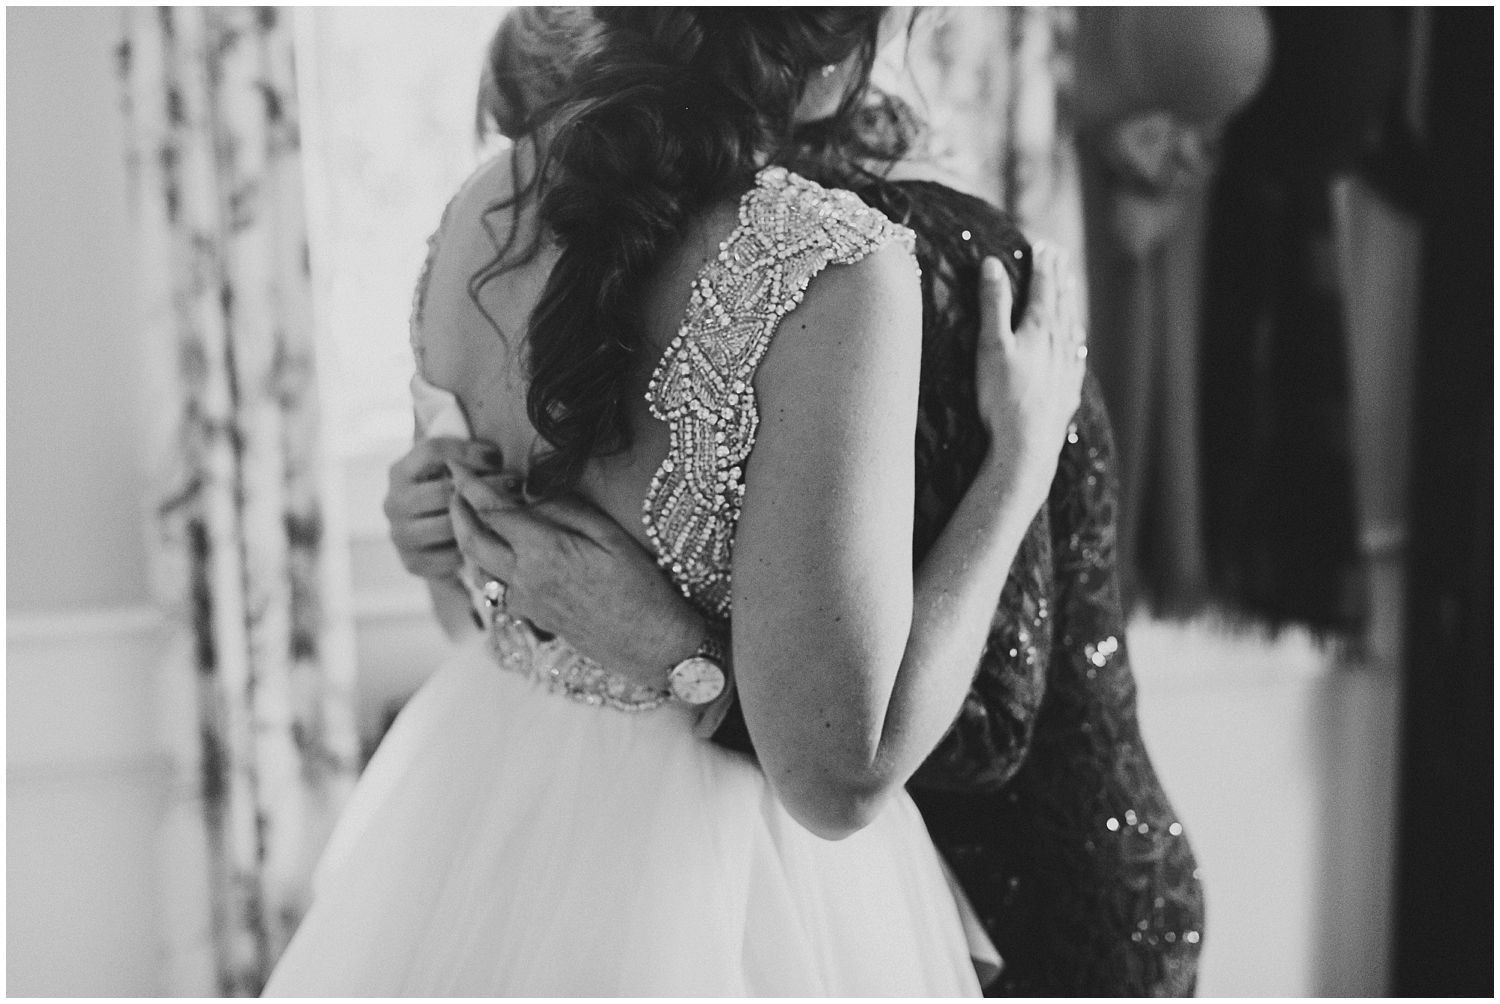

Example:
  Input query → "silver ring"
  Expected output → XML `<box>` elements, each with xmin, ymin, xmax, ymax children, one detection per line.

<box><xmin>1074</xmin><ymin>343</ymin><xmax>1089</xmax><ymax>361</ymax></box>
<box><xmin>481</xmin><ymin>578</ymin><xmax>507</xmax><ymax>610</ymax></box>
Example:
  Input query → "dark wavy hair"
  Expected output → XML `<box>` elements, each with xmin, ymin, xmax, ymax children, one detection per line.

<box><xmin>475</xmin><ymin>8</ymin><xmax>902</xmax><ymax>495</ymax></box>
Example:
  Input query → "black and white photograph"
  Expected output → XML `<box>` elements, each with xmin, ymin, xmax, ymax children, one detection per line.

<box><xmin>7</xmin><ymin>5</ymin><xmax>1492</xmax><ymax>997</ymax></box>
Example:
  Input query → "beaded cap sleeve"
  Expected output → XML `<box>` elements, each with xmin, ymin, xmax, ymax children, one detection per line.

<box><xmin>642</xmin><ymin>166</ymin><xmax>916</xmax><ymax>617</ymax></box>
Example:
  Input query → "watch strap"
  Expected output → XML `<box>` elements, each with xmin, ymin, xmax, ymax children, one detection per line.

<box><xmin>694</xmin><ymin>631</ymin><xmax>727</xmax><ymax>666</ymax></box>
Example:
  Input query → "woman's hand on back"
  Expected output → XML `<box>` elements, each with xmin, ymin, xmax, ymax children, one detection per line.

<box><xmin>974</xmin><ymin>242</ymin><xmax>1088</xmax><ymax>504</ymax></box>
<box><xmin>446</xmin><ymin>464</ymin><xmax>709</xmax><ymax>689</ymax></box>
<box><xmin>384</xmin><ymin>436</ymin><xmax>509</xmax><ymax>580</ymax></box>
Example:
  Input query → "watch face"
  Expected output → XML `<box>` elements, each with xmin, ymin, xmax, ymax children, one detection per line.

<box><xmin>669</xmin><ymin>657</ymin><xmax>726</xmax><ymax>705</ymax></box>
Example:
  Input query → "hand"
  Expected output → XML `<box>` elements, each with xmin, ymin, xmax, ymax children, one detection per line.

<box><xmin>975</xmin><ymin>242</ymin><xmax>1088</xmax><ymax>501</ymax></box>
<box><xmin>383</xmin><ymin>436</ymin><xmax>510</xmax><ymax>580</ymax></box>
<box><xmin>446</xmin><ymin>463</ymin><xmax>708</xmax><ymax>688</ymax></box>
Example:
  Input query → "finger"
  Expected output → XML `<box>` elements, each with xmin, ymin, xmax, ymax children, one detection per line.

<box><xmin>385</xmin><ymin>478</ymin><xmax>454</xmax><ymax>519</ymax></box>
<box><xmin>479</xmin><ymin>470</ymin><xmax>526</xmax><ymax>497</ymax></box>
<box><xmin>978</xmin><ymin>256</ymin><xmax>1016</xmax><ymax>351</ymax></box>
<box><xmin>530</xmin><ymin>494</ymin><xmax>634</xmax><ymax>546</ymax></box>
<box><xmin>1056</xmin><ymin>246</ymin><xmax>1079</xmax><ymax>304</ymax></box>
<box><xmin>457</xmin><ymin>438</ymin><xmax>508</xmax><ymax>472</ymax></box>
<box><xmin>390</xmin><ymin>513</ymin><xmax>459</xmax><ymax>551</ymax></box>
<box><xmin>1049</xmin><ymin>248</ymin><xmax>1088</xmax><ymax>363</ymax></box>
<box><xmin>449</xmin><ymin>491</ymin><xmax>518</xmax><ymax>580</ymax></box>
<box><xmin>1048</xmin><ymin>248</ymin><xmax>1070</xmax><ymax>351</ymax></box>
<box><xmin>448</xmin><ymin>462</ymin><xmax>550</xmax><ymax>549</ymax></box>
<box><xmin>434</xmin><ymin>438</ymin><xmax>508</xmax><ymax>475</ymax></box>
<box><xmin>1052</xmin><ymin>247</ymin><xmax>1079</xmax><ymax>328</ymax></box>
<box><xmin>405</xmin><ymin>467</ymin><xmax>521</xmax><ymax>516</ymax></box>
<box><xmin>1020</xmin><ymin>243</ymin><xmax>1058</xmax><ymax>345</ymax></box>
<box><xmin>405</xmin><ymin>546</ymin><xmax>464</xmax><ymax>579</ymax></box>
<box><xmin>1046</xmin><ymin>251</ymin><xmax>1072</xmax><ymax>356</ymax></box>
<box><xmin>394</xmin><ymin>437</ymin><xmax>505</xmax><ymax>482</ymax></box>
<box><xmin>391</xmin><ymin>437</ymin><xmax>460</xmax><ymax>481</ymax></box>
<box><xmin>448</xmin><ymin>460</ymin><xmax>522</xmax><ymax>515</ymax></box>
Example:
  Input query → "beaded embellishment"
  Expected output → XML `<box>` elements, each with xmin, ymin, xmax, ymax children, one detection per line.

<box><xmin>468</xmin><ymin>567</ymin><xmax>669</xmax><ymax>708</ymax></box>
<box><xmin>643</xmin><ymin>166</ymin><xmax>917</xmax><ymax>616</ymax></box>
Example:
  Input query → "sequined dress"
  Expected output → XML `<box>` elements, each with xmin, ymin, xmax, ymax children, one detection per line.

<box><xmin>262</xmin><ymin>166</ymin><xmax>980</xmax><ymax>996</ymax></box>
<box><xmin>712</xmin><ymin>177</ymin><xmax>1207</xmax><ymax>995</ymax></box>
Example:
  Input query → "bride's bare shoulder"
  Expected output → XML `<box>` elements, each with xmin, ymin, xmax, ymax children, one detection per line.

<box><xmin>413</xmin><ymin>143</ymin><xmax>549</xmax><ymax>391</ymax></box>
<box><xmin>437</xmin><ymin>143</ymin><xmax>543</xmax><ymax>255</ymax></box>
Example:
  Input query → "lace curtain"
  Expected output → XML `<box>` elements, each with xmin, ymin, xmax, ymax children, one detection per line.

<box><xmin>119</xmin><ymin>8</ymin><xmax>358</xmax><ymax>995</ymax></box>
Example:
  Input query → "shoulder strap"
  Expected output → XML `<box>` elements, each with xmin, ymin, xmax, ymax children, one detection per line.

<box><xmin>642</xmin><ymin>166</ymin><xmax>916</xmax><ymax>617</ymax></box>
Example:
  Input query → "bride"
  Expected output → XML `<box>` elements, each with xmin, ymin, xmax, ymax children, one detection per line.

<box><xmin>265</xmin><ymin>8</ymin><xmax>1083</xmax><ymax>995</ymax></box>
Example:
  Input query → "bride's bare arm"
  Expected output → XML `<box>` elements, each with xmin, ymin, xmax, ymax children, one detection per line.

<box><xmin>730</xmin><ymin>245</ymin><xmax>1079</xmax><ymax>839</ymax></box>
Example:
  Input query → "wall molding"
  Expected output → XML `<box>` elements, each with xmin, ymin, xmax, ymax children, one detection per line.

<box><xmin>7</xmin><ymin>604</ymin><xmax>176</xmax><ymax>778</ymax></box>
<box><xmin>8</xmin><ymin>604</ymin><xmax>167</xmax><ymax>643</ymax></box>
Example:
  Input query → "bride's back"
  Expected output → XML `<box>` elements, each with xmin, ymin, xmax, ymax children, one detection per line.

<box><xmin>411</xmin><ymin>9</ymin><xmax>946</xmax><ymax>844</ymax></box>
<box><xmin>417</xmin><ymin>9</ymin><xmax>913</xmax><ymax>562</ymax></box>
<box><xmin>414</xmin><ymin>142</ymin><xmax>742</xmax><ymax>550</ymax></box>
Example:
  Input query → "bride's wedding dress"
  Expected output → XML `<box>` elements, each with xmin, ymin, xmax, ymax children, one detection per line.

<box><xmin>263</xmin><ymin>167</ymin><xmax>980</xmax><ymax>996</ymax></box>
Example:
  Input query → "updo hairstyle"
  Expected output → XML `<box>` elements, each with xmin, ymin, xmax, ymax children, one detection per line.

<box><xmin>512</xmin><ymin>7</ymin><xmax>889</xmax><ymax>494</ymax></box>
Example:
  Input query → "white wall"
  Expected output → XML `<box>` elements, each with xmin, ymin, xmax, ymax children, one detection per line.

<box><xmin>7</xmin><ymin>6</ymin><xmax>152</xmax><ymax>613</ymax></box>
<box><xmin>7</xmin><ymin>612</ymin><xmax>185</xmax><ymax>996</ymax></box>
<box><xmin>1130</xmin><ymin>618</ymin><xmax>1401</xmax><ymax>997</ymax></box>
<box><xmin>7</xmin><ymin>7</ymin><xmax>179</xmax><ymax>997</ymax></box>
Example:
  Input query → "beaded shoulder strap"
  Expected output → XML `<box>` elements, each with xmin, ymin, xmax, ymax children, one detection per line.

<box><xmin>642</xmin><ymin>166</ymin><xmax>916</xmax><ymax>618</ymax></box>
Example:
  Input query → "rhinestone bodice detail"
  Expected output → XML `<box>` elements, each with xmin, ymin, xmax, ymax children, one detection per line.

<box><xmin>642</xmin><ymin>166</ymin><xmax>916</xmax><ymax>617</ymax></box>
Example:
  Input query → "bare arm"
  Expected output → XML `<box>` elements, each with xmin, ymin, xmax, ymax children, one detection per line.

<box><xmin>732</xmin><ymin>246</ymin><xmax>1079</xmax><ymax>839</ymax></box>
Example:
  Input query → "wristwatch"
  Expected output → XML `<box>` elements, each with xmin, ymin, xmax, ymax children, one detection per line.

<box><xmin>666</xmin><ymin>633</ymin><xmax>728</xmax><ymax>706</ymax></box>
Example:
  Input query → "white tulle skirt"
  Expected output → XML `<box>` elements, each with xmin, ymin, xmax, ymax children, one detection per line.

<box><xmin>263</xmin><ymin>631</ymin><xmax>980</xmax><ymax>996</ymax></box>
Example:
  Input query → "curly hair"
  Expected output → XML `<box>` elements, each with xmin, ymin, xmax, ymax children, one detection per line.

<box><xmin>475</xmin><ymin>8</ymin><xmax>899</xmax><ymax>494</ymax></box>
